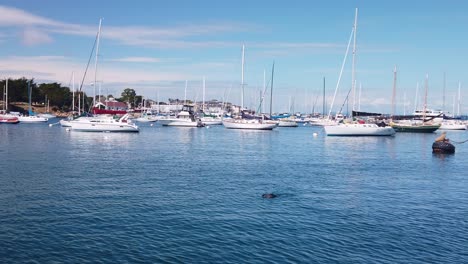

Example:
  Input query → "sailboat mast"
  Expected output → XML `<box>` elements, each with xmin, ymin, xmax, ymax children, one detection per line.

<box><xmin>323</xmin><ymin>77</ymin><xmax>325</xmax><ymax>117</ymax></box>
<box><xmin>202</xmin><ymin>76</ymin><xmax>205</xmax><ymax>112</ymax></box>
<box><xmin>157</xmin><ymin>89</ymin><xmax>160</xmax><ymax>113</ymax></box>
<box><xmin>392</xmin><ymin>66</ymin><xmax>397</xmax><ymax>117</ymax></box>
<box><xmin>457</xmin><ymin>81</ymin><xmax>461</xmax><ymax>116</ymax></box>
<box><xmin>5</xmin><ymin>78</ymin><xmax>8</xmax><ymax>111</ymax></box>
<box><xmin>414</xmin><ymin>82</ymin><xmax>419</xmax><ymax>113</ymax></box>
<box><xmin>93</xmin><ymin>18</ymin><xmax>103</xmax><ymax>107</ymax></box>
<box><xmin>72</xmin><ymin>72</ymin><xmax>75</xmax><ymax>113</ymax></box>
<box><xmin>184</xmin><ymin>80</ymin><xmax>187</xmax><ymax>104</ymax></box>
<box><xmin>327</xmin><ymin>27</ymin><xmax>354</xmax><ymax>119</ymax></box>
<box><xmin>423</xmin><ymin>74</ymin><xmax>428</xmax><ymax>121</ymax></box>
<box><xmin>443</xmin><ymin>72</ymin><xmax>446</xmax><ymax>113</ymax></box>
<box><xmin>241</xmin><ymin>44</ymin><xmax>245</xmax><ymax>110</ymax></box>
<box><xmin>351</xmin><ymin>8</ymin><xmax>358</xmax><ymax>111</ymax></box>
<box><xmin>263</xmin><ymin>69</ymin><xmax>266</xmax><ymax>114</ymax></box>
<box><xmin>270</xmin><ymin>61</ymin><xmax>275</xmax><ymax>117</ymax></box>
<box><xmin>28</xmin><ymin>81</ymin><xmax>32</xmax><ymax>115</ymax></box>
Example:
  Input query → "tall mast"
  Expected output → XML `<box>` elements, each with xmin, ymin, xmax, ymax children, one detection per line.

<box><xmin>327</xmin><ymin>27</ymin><xmax>354</xmax><ymax>119</ymax></box>
<box><xmin>184</xmin><ymin>80</ymin><xmax>187</xmax><ymax>104</ymax></box>
<box><xmin>78</xmin><ymin>92</ymin><xmax>81</xmax><ymax>115</ymax></box>
<box><xmin>457</xmin><ymin>81</ymin><xmax>461</xmax><ymax>116</ymax></box>
<box><xmin>72</xmin><ymin>72</ymin><xmax>75</xmax><ymax>113</ymax></box>
<box><xmin>263</xmin><ymin>69</ymin><xmax>266</xmax><ymax>114</ymax></box>
<box><xmin>443</xmin><ymin>72</ymin><xmax>446</xmax><ymax>112</ymax></box>
<box><xmin>392</xmin><ymin>66</ymin><xmax>397</xmax><ymax>117</ymax></box>
<box><xmin>93</xmin><ymin>18</ymin><xmax>103</xmax><ymax>107</ymax></box>
<box><xmin>5</xmin><ymin>78</ymin><xmax>8</xmax><ymax>111</ymax></box>
<box><xmin>270</xmin><ymin>61</ymin><xmax>275</xmax><ymax>117</ymax></box>
<box><xmin>241</xmin><ymin>44</ymin><xmax>245</xmax><ymax>110</ymax></box>
<box><xmin>202</xmin><ymin>76</ymin><xmax>206</xmax><ymax>112</ymax></box>
<box><xmin>323</xmin><ymin>77</ymin><xmax>325</xmax><ymax>117</ymax></box>
<box><xmin>423</xmin><ymin>74</ymin><xmax>428</xmax><ymax>121</ymax></box>
<box><xmin>28</xmin><ymin>81</ymin><xmax>32</xmax><ymax>115</ymax></box>
<box><xmin>351</xmin><ymin>8</ymin><xmax>358</xmax><ymax>111</ymax></box>
<box><xmin>414</xmin><ymin>82</ymin><xmax>419</xmax><ymax>112</ymax></box>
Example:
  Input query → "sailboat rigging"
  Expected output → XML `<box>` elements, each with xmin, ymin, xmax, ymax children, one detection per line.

<box><xmin>324</xmin><ymin>8</ymin><xmax>395</xmax><ymax>136</ymax></box>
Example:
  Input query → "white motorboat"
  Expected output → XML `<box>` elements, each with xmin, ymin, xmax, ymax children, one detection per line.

<box><xmin>200</xmin><ymin>115</ymin><xmax>223</xmax><ymax>125</ymax></box>
<box><xmin>159</xmin><ymin>105</ymin><xmax>204</xmax><ymax>127</ymax></box>
<box><xmin>134</xmin><ymin>110</ymin><xmax>158</xmax><ymax>123</ymax></box>
<box><xmin>68</xmin><ymin>114</ymin><xmax>139</xmax><ymax>132</ymax></box>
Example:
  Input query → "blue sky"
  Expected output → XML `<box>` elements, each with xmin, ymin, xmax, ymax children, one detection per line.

<box><xmin>1</xmin><ymin>0</ymin><xmax>467</xmax><ymax>114</ymax></box>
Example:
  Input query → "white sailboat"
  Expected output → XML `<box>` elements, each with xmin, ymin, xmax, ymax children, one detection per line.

<box><xmin>66</xmin><ymin>19</ymin><xmax>138</xmax><ymax>133</ymax></box>
<box><xmin>222</xmin><ymin>45</ymin><xmax>277</xmax><ymax>130</ymax></box>
<box><xmin>18</xmin><ymin>81</ymin><xmax>48</xmax><ymax>123</ymax></box>
<box><xmin>199</xmin><ymin>77</ymin><xmax>223</xmax><ymax>125</ymax></box>
<box><xmin>38</xmin><ymin>96</ymin><xmax>56</xmax><ymax>118</ymax></box>
<box><xmin>324</xmin><ymin>8</ymin><xmax>395</xmax><ymax>136</ymax></box>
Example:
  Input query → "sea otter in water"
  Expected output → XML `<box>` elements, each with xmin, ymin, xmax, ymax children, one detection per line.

<box><xmin>262</xmin><ymin>193</ymin><xmax>277</xmax><ymax>199</ymax></box>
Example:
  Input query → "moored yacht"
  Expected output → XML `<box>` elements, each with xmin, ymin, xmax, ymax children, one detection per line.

<box><xmin>324</xmin><ymin>121</ymin><xmax>395</xmax><ymax>136</ymax></box>
<box><xmin>67</xmin><ymin>114</ymin><xmax>139</xmax><ymax>132</ymax></box>
<box><xmin>222</xmin><ymin>118</ymin><xmax>278</xmax><ymax>130</ymax></box>
<box><xmin>159</xmin><ymin>105</ymin><xmax>204</xmax><ymax>127</ymax></box>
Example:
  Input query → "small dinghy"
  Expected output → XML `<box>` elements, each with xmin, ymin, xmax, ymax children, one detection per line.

<box><xmin>432</xmin><ymin>132</ymin><xmax>455</xmax><ymax>154</ymax></box>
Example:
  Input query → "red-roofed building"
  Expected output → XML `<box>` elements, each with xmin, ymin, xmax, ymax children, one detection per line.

<box><xmin>93</xmin><ymin>99</ymin><xmax>130</xmax><ymax>115</ymax></box>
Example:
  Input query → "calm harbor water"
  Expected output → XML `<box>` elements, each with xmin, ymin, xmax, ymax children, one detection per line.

<box><xmin>1</xmin><ymin>121</ymin><xmax>468</xmax><ymax>263</ymax></box>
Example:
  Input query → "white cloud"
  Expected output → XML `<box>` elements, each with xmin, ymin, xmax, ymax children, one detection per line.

<box><xmin>110</xmin><ymin>57</ymin><xmax>161</xmax><ymax>63</ymax></box>
<box><xmin>0</xmin><ymin>5</ymin><xmax>352</xmax><ymax>52</ymax></box>
<box><xmin>21</xmin><ymin>27</ymin><xmax>53</xmax><ymax>45</ymax></box>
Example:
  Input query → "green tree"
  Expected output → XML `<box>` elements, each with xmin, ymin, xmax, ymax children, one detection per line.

<box><xmin>120</xmin><ymin>88</ymin><xmax>136</xmax><ymax>107</ymax></box>
<box><xmin>38</xmin><ymin>83</ymin><xmax>72</xmax><ymax>110</ymax></box>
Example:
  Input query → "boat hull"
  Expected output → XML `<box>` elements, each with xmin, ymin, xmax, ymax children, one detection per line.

<box><xmin>222</xmin><ymin>119</ymin><xmax>277</xmax><ymax>130</ymax></box>
<box><xmin>324</xmin><ymin>124</ymin><xmax>396</xmax><ymax>136</ymax></box>
<box><xmin>18</xmin><ymin>116</ymin><xmax>48</xmax><ymax>122</ymax></box>
<box><xmin>278</xmin><ymin>120</ymin><xmax>298</xmax><ymax>127</ymax></box>
<box><xmin>159</xmin><ymin>119</ymin><xmax>204</xmax><ymax>127</ymax></box>
<box><xmin>67</xmin><ymin>114</ymin><xmax>139</xmax><ymax>132</ymax></box>
<box><xmin>0</xmin><ymin>116</ymin><xmax>19</xmax><ymax>124</ymax></box>
<box><xmin>70</xmin><ymin>122</ymin><xmax>139</xmax><ymax>132</ymax></box>
<box><xmin>439</xmin><ymin>122</ymin><xmax>466</xmax><ymax>130</ymax></box>
<box><xmin>390</xmin><ymin>123</ymin><xmax>440</xmax><ymax>133</ymax></box>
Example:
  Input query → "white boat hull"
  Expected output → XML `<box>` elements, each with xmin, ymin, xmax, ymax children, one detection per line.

<box><xmin>68</xmin><ymin>114</ymin><xmax>139</xmax><ymax>132</ymax></box>
<box><xmin>278</xmin><ymin>120</ymin><xmax>298</xmax><ymax>127</ymax></box>
<box><xmin>324</xmin><ymin>123</ymin><xmax>395</xmax><ymax>136</ymax></box>
<box><xmin>200</xmin><ymin>117</ymin><xmax>223</xmax><ymax>125</ymax></box>
<box><xmin>70</xmin><ymin>122</ymin><xmax>139</xmax><ymax>132</ymax></box>
<box><xmin>159</xmin><ymin>119</ymin><xmax>203</xmax><ymax>127</ymax></box>
<box><xmin>18</xmin><ymin>116</ymin><xmax>48</xmax><ymax>122</ymax></box>
<box><xmin>439</xmin><ymin>122</ymin><xmax>467</xmax><ymax>130</ymax></box>
<box><xmin>222</xmin><ymin>119</ymin><xmax>277</xmax><ymax>130</ymax></box>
